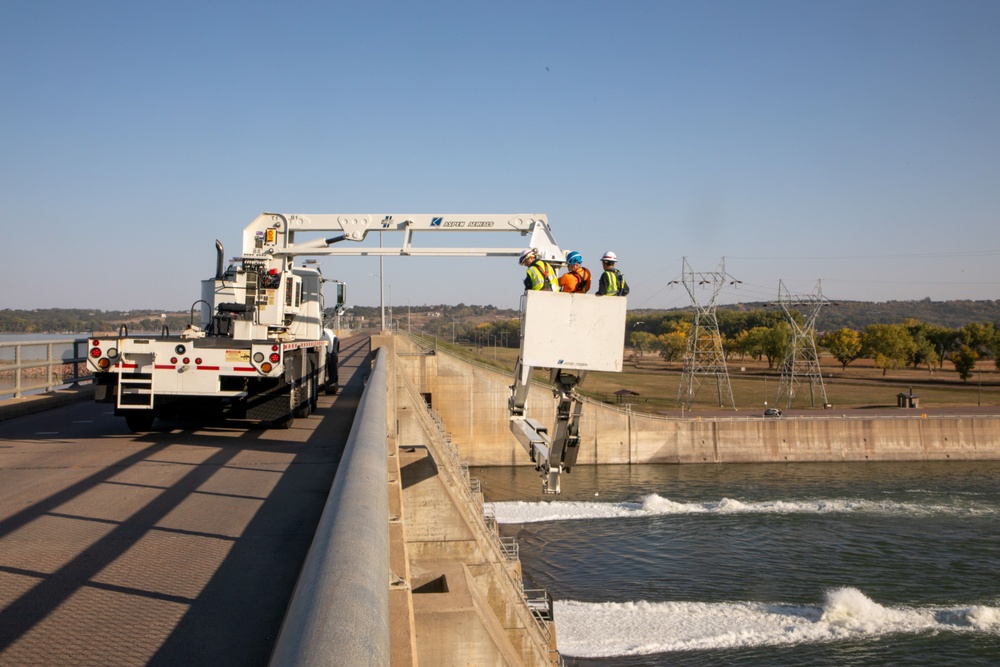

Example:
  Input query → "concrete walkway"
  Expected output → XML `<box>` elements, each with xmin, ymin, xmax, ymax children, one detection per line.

<box><xmin>0</xmin><ymin>386</ymin><xmax>95</xmax><ymax>421</ymax></box>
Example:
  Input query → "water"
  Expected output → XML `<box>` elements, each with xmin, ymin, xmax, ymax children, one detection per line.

<box><xmin>473</xmin><ymin>462</ymin><xmax>1000</xmax><ymax>666</ymax></box>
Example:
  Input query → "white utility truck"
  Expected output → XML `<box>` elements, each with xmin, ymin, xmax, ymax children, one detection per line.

<box><xmin>87</xmin><ymin>212</ymin><xmax>625</xmax><ymax>492</ymax></box>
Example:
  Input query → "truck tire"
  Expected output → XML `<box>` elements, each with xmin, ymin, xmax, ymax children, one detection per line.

<box><xmin>274</xmin><ymin>378</ymin><xmax>296</xmax><ymax>428</ymax></box>
<box><xmin>293</xmin><ymin>373</ymin><xmax>312</xmax><ymax>419</ymax></box>
<box><xmin>325</xmin><ymin>349</ymin><xmax>339</xmax><ymax>395</ymax></box>
<box><xmin>125</xmin><ymin>412</ymin><xmax>155</xmax><ymax>432</ymax></box>
<box><xmin>309</xmin><ymin>364</ymin><xmax>319</xmax><ymax>412</ymax></box>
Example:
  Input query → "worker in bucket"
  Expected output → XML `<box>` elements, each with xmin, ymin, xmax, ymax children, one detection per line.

<box><xmin>519</xmin><ymin>248</ymin><xmax>560</xmax><ymax>292</ymax></box>
<box><xmin>558</xmin><ymin>251</ymin><xmax>592</xmax><ymax>293</ymax></box>
<box><xmin>596</xmin><ymin>250</ymin><xmax>629</xmax><ymax>296</ymax></box>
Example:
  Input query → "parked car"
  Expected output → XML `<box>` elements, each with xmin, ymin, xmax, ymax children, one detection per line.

<box><xmin>763</xmin><ymin>407</ymin><xmax>782</xmax><ymax>418</ymax></box>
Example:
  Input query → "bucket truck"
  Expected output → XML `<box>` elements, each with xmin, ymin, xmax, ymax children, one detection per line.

<box><xmin>87</xmin><ymin>212</ymin><xmax>626</xmax><ymax>492</ymax></box>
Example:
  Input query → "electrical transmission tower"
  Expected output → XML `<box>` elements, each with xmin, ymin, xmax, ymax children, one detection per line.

<box><xmin>774</xmin><ymin>280</ymin><xmax>830</xmax><ymax>409</ymax></box>
<box><xmin>672</xmin><ymin>257</ymin><xmax>740</xmax><ymax>411</ymax></box>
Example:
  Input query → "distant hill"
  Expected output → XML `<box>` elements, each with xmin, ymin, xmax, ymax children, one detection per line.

<box><xmin>814</xmin><ymin>299</ymin><xmax>1000</xmax><ymax>330</ymax></box>
<box><xmin>0</xmin><ymin>309</ymin><xmax>190</xmax><ymax>335</ymax></box>
<box><xmin>0</xmin><ymin>305</ymin><xmax>520</xmax><ymax>336</ymax></box>
<box><xmin>633</xmin><ymin>299</ymin><xmax>1000</xmax><ymax>332</ymax></box>
<box><xmin>5</xmin><ymin>299</ymin><xmax>1000</xmax><ymax>335</ymax></box>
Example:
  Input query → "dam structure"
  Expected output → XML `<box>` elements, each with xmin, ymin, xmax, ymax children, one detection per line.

<box><xmin>372</xmin><ymin>333</ymin><xmax>559</xmax><ymax>666</ymax></box>
<box><xmin>383</xmin><ymin>330</ymin><xmax>1000</xmax><ymax>663</ymax></box>
<box><xmin>395</xmin><ymin>334</ymin><xmax>1000</xmax><ymax>468</ymax></box>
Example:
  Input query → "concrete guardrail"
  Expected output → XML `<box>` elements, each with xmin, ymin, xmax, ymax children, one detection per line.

<box><xmin>269</xmin><ymin>346</ymin><xmax>390</xmax><ymax>667</ymax></box>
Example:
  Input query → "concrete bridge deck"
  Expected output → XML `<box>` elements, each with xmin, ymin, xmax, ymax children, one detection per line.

<box><xmin>0</xmin><ymin>334</ymin><xmax>371</xmax><ymax>666</ymax></box>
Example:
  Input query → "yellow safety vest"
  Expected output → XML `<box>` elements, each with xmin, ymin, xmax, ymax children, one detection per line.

<box><xmin>599</xmin><ymin>268</ymin><xmax>628</xmax><ymax>296</ymax></box>
<box><xmin>526</xmin><ymin>260</ymin><xmax>560</xmax><ymax>291</ymax></box>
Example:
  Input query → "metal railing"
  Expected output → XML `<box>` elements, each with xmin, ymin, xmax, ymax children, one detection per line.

<box><xmin>602</xmin><ymin>402</ymin><xmax>1000</xmax><ymax>424</ymax></box>
<box><xmin>396</xmin><ymin>330</ymin><xmax>1000</xmax><ymax>426</ymax></box>
<box><xmin>269</xmin><ymin>346</ymin><xmax>390</xmax><ymax>667</ymax></box>
<box><xmin>0</xmin><ymin>338</ymin><xmax>92</xmax><ymax>399</ymax></box>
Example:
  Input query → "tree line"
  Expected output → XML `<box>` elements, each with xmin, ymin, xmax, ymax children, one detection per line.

<box><xmin>626</xmin><ymin>310</ymin><xmax>1000</xmax><ymax>381</ymax></box>
<box><xmin>0</xmin><ymin>309</ymin><xmax>191</xmax><ymax>335</ymax></box>
<box><xmin>7</xmin><ymin>303</ymin><xmax>1000</xmax><ymax>382</ymax></box>
<box><xmin>391</xmin><ymin>304</ymin><xmax>521</xmax><ymax>345</ymax></box>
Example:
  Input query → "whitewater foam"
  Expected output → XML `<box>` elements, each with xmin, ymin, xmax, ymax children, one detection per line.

<box><xmin>487</xmin><ymin>493</ymin><xmax>995</xmax><ymax>524</ymax></box>
<box><xmin>555</xmin><ymin>587</ymin><xmax>1000</xmax><ymax>657</ymax></box>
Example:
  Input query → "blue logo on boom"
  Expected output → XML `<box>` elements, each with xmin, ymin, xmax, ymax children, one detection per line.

<box><xmin>431</xmin><ymin>217</ymin><xmax>443</xmax><ymax>227</ymax></box>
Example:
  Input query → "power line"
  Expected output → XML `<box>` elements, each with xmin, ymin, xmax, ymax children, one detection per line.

<box><xmin>728</xmin><ymin>249</ymin><xmax>1000</xmax><ymax>261</ymax></box>
<box><xmin>772</xmin><ymin>280</ymin><xmax>831</xmax><ymax>410</ymax></box>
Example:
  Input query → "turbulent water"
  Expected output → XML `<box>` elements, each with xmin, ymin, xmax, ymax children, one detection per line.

<box><xmin>473</xmin><ymin>462</ymin><xmax>1000</xmax><ymax>666</ymax></box>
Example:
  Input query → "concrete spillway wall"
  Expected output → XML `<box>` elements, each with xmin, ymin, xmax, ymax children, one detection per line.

<box><xmin>396</xmin><ymin>336</ymin><xmax>1000</xmax><ymax>466</ymax></box>
<box><xmin>380</xmin><ymin>335</ymin><xmax>559</xmax><ymax>666</ymax></box>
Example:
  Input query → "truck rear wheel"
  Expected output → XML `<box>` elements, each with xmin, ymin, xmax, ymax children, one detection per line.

<box><xmin>274</xmin><ymin>378</ymin><xmax>296</xmax><ymax>428</ymax></box>
<box><xmin>273</xmin><ymin>414</ymin><xmax>294</xmax><ymax>429</ymax></box>
<box><xmin>292</xmin><ymin>372</ymin><xmax>312</xmax><ymax>419</ymax></box>
<box><xmin>325</xmin><ymin>348</ymin><xmax>339</xmax><ymax>395</ymax></box>
<box><xmin>125</xmin><ymin>412</ymin><xmax>155</xmax><ymax>432</ymax></box>
<box><xmin>309</xmin><ymin>365</ymin><xmax>319</xmax><ymax>412</ymax></box>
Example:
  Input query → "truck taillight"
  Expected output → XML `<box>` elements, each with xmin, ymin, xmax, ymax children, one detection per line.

<box><xmin>91</xmin><ymin>344</ymin><xmax>118</xmax><ymax>360</ymax></box>
<box><xmin>269</xmin><ymin>353</ymin><xmax>280</xmax><ymax>363</ymax></box>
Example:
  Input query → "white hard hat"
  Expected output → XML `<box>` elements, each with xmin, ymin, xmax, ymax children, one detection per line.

<box><xmin>519</xmin><ymin>248</ymin><xmax>537</xmax><ymax>265</ymax></box>
<box><xmin>601</xmin><ymin>250</ymin><xmax>618</xmax><ymax>262</ymax></box>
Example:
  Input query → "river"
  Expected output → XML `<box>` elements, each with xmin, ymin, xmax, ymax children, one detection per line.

<box><xmin>473</xmin><ymin>461</ymin><xmax>1000</xmax><ymax>666</ymax></box>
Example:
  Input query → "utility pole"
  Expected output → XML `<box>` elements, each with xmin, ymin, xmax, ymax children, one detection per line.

<box><xmin>773</xmin><ymin>279</ymin><xmax>831</xmax><ymax>410</ymax></box>
<box><xmin>671</xmin><ymin>257</ymin><xmax>740</xmax><ymax>411</ymax></box>
<box><xmin>379</xmin><ymin>232</ymin><xmax>385</xmax><ymax>331</ymax></box>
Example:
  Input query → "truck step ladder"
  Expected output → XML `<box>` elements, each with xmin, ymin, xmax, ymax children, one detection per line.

<box><xmin>118</xmin><ymin>374</ymin><xmax>154</xmax><ymax>408</ymax></box>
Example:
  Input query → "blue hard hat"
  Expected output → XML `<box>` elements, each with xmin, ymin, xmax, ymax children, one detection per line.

<box><xmin>566</xmin><ymin>251</ymin><xmax>582</xmax><ymax>265</ymax></box>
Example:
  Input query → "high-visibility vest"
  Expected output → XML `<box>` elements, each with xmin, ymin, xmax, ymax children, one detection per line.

<box><xmin>526</xmin><ymin>260</ymin><xmax>560</xmax><ymax>291</ymax></box>
<box><xmin>599</xmin><ymin>268</ymin><xmax>629</xmax><ymax>296</ymax></box>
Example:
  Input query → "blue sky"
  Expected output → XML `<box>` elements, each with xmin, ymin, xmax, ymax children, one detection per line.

<box><xmin>3</xmin><ymin>1</ymin><xmax>999</xmax><ymax>313</ymax></box>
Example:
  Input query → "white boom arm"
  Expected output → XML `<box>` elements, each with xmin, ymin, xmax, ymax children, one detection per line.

<box><xmin>241</xmin><ymin>212</ymin><xmax>563</xmax><ymax>262</ymax></box>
